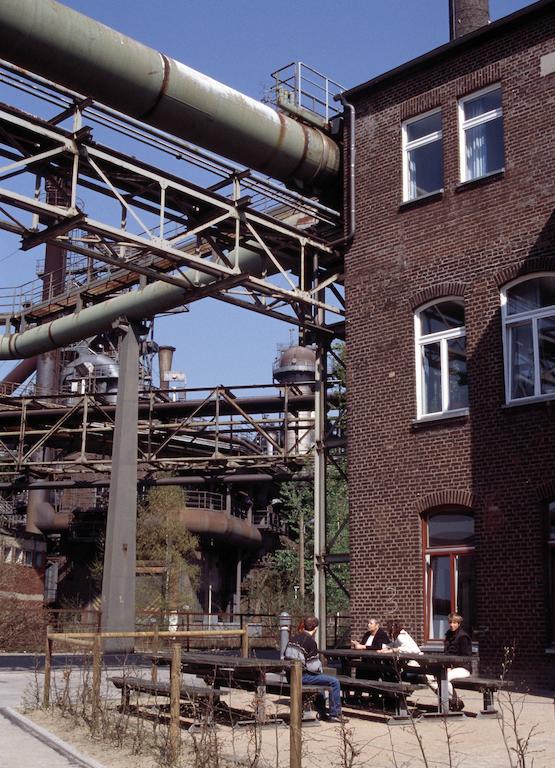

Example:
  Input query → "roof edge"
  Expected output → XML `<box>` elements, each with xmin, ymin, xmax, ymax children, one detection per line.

<box><xmin>344</xmin><ymin>0</ymin><xmax>554</xmax><ymax>99</ymax></box>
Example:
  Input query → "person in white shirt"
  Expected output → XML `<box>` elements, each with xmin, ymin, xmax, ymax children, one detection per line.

<box><xmin>378</xmin><ymin>620</ymin><xmax>431</xmax><ymax>684</ymax></box>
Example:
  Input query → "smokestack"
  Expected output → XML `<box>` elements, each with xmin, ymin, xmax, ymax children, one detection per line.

<box><xmin>449</xmin><ymin>0</ymin><xmax>490</xmax><ymax>40</ymax></box>
<box><xmin>158</xmin><ymin>345</ymin><xmax>176</xmax><ymax>390</ymax></box>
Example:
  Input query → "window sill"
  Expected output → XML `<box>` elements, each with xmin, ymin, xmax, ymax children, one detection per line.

<box><xmin>455</xmin><ymin>169</ymin><xmax>505</xmax><ymax>193</ymax></box>
<box><xmin>502</xmin><ymin>394</ymin><xmax>555</xmax><ymax>409</ymax></box>
<box><xmin>399</xmin><ymin>190</ymin><xmax>443</xmax><ymax>212</ymax></box>
<box><xmin>411</xmin><ymin>408</ymin><xmax>469</xmax><ymax>429</ymax></box>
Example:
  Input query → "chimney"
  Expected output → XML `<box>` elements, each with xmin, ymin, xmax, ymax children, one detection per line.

<box><xmin>158</xmin><ymin>345</ymin><xmax>176</xmax><ymax>390</ymax></box>
<box><xmin>449</xmin><ymin>0</ymin><xmax>490</xmax><ymax>40</ymax></box>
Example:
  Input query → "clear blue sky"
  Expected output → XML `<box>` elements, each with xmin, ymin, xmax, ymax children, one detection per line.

<box><xmin>0</xmin><ymin>0</ymin><xmax>531</xmax><ymax>388</ymax></box>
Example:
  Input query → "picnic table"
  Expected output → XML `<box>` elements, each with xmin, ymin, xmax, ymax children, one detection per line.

<box><xmin>152</xmin><ymin>651</ymin><xmax>294</xmax><ymax>724</ymax></box>
<box><xmin>324</xmin><ymin>648</ymin><xmax>473</xmax><ymax>716</ymax></box>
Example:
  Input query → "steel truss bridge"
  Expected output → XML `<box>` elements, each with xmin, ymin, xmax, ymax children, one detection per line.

<box><xmin>0</xmin><ymin>60</ymin><xmax>344</xmax><ymax>339</ymax></box>
<box><xmin>0</xmin><ymin>383</ymin><xmax>332</xmax><ymax>482</ymax></box>
<box><xmin>0</xmin><ymin>57</ymin><xmax>347</xmax><ymax>645</ymax></box>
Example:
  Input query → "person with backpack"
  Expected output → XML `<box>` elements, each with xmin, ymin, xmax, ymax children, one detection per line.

<box><xmin>285</xmin><ymin>615</ymin><xmax>348</xmax><ymax>723</ymax></box>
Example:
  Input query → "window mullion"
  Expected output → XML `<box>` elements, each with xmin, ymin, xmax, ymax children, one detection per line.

<box><xmin>533</xmin><ymin>317</ymin><xmax>541</xmax><ymax>396</ymax></box>
<box><xmin>462</xmin><ymin>107</ymin><xmax>502</xmax><ymax>131</ymax></box>
<box><xmin>441</xmin><ymin>336</ymin><xmax>449</xmax><ymax>411</ymax></box>
<box><xmin>406</xmin><ymin>131</ymin><xmax>442</xmax><ymax>151</ymax></box>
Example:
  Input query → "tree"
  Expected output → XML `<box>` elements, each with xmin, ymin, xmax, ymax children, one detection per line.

<box><xmin>136</xmin><ymin>486</ymin><xmax>199</xmax><ymax>614</ymax></box>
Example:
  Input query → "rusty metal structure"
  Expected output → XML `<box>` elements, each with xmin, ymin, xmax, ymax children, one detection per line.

<box><xmin>0</xmin><ymin>0</ymin><xmax>349</xmax><ymax>647</ymax></box>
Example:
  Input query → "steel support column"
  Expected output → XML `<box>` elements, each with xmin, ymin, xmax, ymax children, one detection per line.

<box><xmin>313</xmin><ymin>340</ymin><xmax>327</xmax><ymax>649</ymax></box>
<box><xmin>101</xmin><ymin>319</ymin><xmax>141</xmax><ymax>651</ymax></box>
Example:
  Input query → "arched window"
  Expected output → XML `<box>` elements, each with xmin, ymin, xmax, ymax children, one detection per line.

<box><xmin>414</xmin><ymin>299</ymin><xmax>468</xmax><ymax>419</ymax></box>
<box><xmin>423</xmin><ymin>508</ymin><xmax>475</xmax><ymax>640</ymax></box>
<box><xmin>501</xmin><ymin>274</ymin><xmax>555</xmax><ymax>402</ymax></box>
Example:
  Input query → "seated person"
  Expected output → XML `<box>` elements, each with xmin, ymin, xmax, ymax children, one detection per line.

<box><xmin>426</xmin><ymin>612</ymin><xmax>472</xmax><ymax>710</ymax></box>
<box><xmin>444</xmin><ymin>612</ymin><xmax>472</xmax><ymax>694</ymax></box>
<box><xmin>350</xmin><ymin>618</ymin><xmax>391</xmax><ymax>684</ymax></box>
<box><xmin>378</xmin><ymin>620</ymin><xmax>428</xmax><ymax>683</ymax></box>
<box><xmin>351</xmin><ymin>618</ymin><xmax>390</xmax><ymax>650</ymax></box>
<box><xmin>285</xmin><ymin>615</ymin><xmax>348</xmax><ymax>723</ymax></box>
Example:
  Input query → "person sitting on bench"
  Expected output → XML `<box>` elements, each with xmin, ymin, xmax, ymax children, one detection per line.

<box><xmin>428</xmin><ymin>612</ymin><xmax>472</xmax><ymax>710</ymax></box>
<box><xmin>351</xmin><ymin>618</ymin><xmax>390</xmax><ymax>650</ymax></box>
<box><xmin>444</xmin><ymin>612</ymin><xmax>472</xmax><ymax>689</ymax></box>
<box><xmin>285</xmin><ymin>615</ymin><xmax>348</xmax><ymax>724</ymax></box>
<box><xmin>378</xmin><ymin>619</ymin><xmax>430</xmax><ymax>683</ymax></box>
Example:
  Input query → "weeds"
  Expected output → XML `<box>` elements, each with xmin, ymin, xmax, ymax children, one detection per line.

<box><xmin>497</xmin><ymin>647</ymin><xmax>543</xmax><ymax>768</ymax></box>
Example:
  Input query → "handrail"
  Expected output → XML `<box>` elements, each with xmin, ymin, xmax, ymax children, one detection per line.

<box><xmin>42</xmin><ymin>625</ymin><xmax>250</xmax><ymax>709</ymax></box>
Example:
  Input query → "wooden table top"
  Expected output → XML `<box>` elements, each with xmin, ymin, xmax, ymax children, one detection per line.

<box><xmin>323</xmin><ymin>648</ymin><xmax>472</xmax><ymax>667</ymax></box>
<box><xmin>154</xmin><ymin>651</ymin><xmax>291</xmax><ymax>671</ymax></box>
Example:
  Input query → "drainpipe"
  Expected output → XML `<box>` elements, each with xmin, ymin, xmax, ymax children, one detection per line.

<box><xmin>329</xmin><ymin>94</ymin><xmax>355</xmax><ymax>250</ymax></box>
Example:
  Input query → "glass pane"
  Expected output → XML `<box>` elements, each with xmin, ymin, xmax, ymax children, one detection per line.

<box><xmin>551</xmin><ymin>546</ymin><xmax>555</xmax><ymax>643</ymax></box>
<box><xmin>549</xmin><ymin>501</ymin><xmax>555</xmax><ymax>542</ymax></box>
<box><xmin>421</xmin><ymin>301</ymin><xmax>465</xmax><ymax>334</ymax></box>
<box><xmin>510</xmin><ymin>322</ymin><xmax>535</xmax><ymax>399</ymax></box>
<box><xmin>429</xmin><ymin>555</ymin><xmax>451</xmax><ymax>639</ymax></box>
<box><xmin>408</xmin><ymin>139</ymin><xmax>443</xmax><ymax>198</ymax></box>
<box><xmin>447</xmin><ymin>337</ymin><xmax>468</xmax><ymax>409</ymax></box>
<box><xmin>422</xmin><ymin>342</ymin><xmax>442</xmax><ymax>414</ymax></box>
<box><xmin>463</xmin><ymin>88</ymin><xmax>502</xmax><ymax>120</ymax></box>
<box><xmin>507</xmin><ymin>277</ymin><xmax>555</xmax><ymax>315</ymax></box>
<box><xmin>428</xmin><ymin>512</ymin><xmax>474</xmax><ymax>547</ymax></box>
<box><xmin>406</xmin><ymin>111</ymin><xmax>442</xmax><ymax>142</ymax></box>
<box><xmin>455</xmin><ymin>553</ymin><xmax>476</xmax><ymax>637</ymax></box>
<box><xmin>539</xmin><ymin>316</ymin><xmax>555</xmax><ymax>394</ymax></box>
<box><xmin>465</xmin><ymin>116</ymin><xmax>504</xmax><ymax>179</ymax></box>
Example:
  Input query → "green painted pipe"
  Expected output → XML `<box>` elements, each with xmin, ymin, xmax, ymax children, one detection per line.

<box><xmin>0</xmin><ymin>251</ymin><xmax>263</xmax><ymax>359</ymax></box>
<box><xmin>0</xmin><ymin>0</ymin><xmax>340</xmax><ymax>188</ymax></box>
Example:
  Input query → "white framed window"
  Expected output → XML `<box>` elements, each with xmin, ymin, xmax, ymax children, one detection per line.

<box><xmin>501</xmin><ymin>274</ymin><xmax>555</xmax><ymax>403</ymax></box>
<box><xmin>415</xmin><ymin>299</ymin><xmax>469</xmax><ymax>419</ymax></box>
<box><xmin>458</xmin><ymin>84</ymin><xmax>504</xmax><ymax>182</ymax></box>
<box><xmin>402</xmin><ymin>108</ymin><xmax>443</xmax><ymax>201</ymax></box>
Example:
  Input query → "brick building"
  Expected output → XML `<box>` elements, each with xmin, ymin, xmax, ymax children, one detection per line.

<box><xmin>0</xmin><ymin>526</ymin><xmax>46</xmax><ymax>602</ymax></box>
<box><xmin>344</xmin><ymin>0</ymin><xmax>555</xmax><ymax>686</ymax></box>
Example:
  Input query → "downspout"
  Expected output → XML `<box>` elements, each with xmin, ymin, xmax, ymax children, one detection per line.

<box><xmin>329</xmin><ymin>95</ymin><xmax>355</xmax><ymax>250</ymax></box>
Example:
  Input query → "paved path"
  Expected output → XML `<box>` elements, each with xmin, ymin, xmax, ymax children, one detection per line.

<box><xmin>0</xmin><ymin>708</ymin><xmax>106</xmax><ymax>768</ymax></box>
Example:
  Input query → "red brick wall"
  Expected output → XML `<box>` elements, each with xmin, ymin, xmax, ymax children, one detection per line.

<box><xmin>0</xmin><ymin>561</ymin><xmax>44</xmax><ymax>597</ymax></box>
<box><xmin>345</xmin><ymin>8</ymin><xmax>555</xmax><ymax>687</ymax></box>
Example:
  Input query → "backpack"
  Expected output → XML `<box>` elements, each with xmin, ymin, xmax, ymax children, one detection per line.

<box><xmin>284</xmin><ymin>639</ymin><xmax>323</xmax><ymax>674</ymax></box>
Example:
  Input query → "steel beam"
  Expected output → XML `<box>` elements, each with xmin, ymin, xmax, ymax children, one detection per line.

<box><xmin>100</xmin><ymin>319</ymin><xmax>141</xmax><ymax>651</ymax></box>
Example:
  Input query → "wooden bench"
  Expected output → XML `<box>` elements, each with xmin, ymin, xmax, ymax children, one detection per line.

<box><xmin>264</xmin><ymin>672</ymin><xmax>331</xmax><ymax>724</ymax></box>
<box><xmin>450</xmin><ymin>676</ymin><xmax>514</xmax><ymax>716</ymax></box>
<box><xmin>110</xmin><ymin>675</ymin><xmax>221</xmax><ymax>730</ymax></box>
<box><xmin>335</xmin><ymin>675</ymin><xmax>425</xmax><ymax>723</ymax></box>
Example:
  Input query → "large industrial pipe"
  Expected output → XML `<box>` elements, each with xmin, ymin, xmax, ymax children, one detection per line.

<box><xmin>0</xmin><ymin>356</ymin><xmax>37</xmax><ymax>394</ymax></box>
<box><xmin>0</xmin><ymin>0</ymin><xmax>340</xmax><ymax>190</ymax></box>
<box><xmin>0</xmin><ymin>249</ymin><xmax>263</xmax><ymax>360</ymax></box>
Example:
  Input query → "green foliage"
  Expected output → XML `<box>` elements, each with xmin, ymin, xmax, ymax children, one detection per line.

<box><xmin>136</xmin><ymin>486</ymin><xmax>199</xmax><ymax>612</ymax></box>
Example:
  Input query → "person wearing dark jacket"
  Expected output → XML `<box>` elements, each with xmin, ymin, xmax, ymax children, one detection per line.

<box><xmin>285</xmin><ymin>616</ymin><xmax>347</xmax><ymax>723</ymax></box>
<box><xmin>351</xmin><ymin>618</ymin><xmax>390</xmax><ymax>650</ymax></box>
<box><xmin>443</xmin><ymin>612</ymin><xmax>472</xmax><ymax>709</ymax></box>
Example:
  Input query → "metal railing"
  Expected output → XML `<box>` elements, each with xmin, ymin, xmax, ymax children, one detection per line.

<box><xmin>270</xmin><ymin>61</ymin><xmax>344</xmax><ymax>124</ymax></box>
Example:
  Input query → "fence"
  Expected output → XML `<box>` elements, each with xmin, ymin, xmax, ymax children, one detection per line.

<box><xmin>42</xmin><ymin>627</ymin><xmax>304</xmax><ymax>767</ymax></box>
